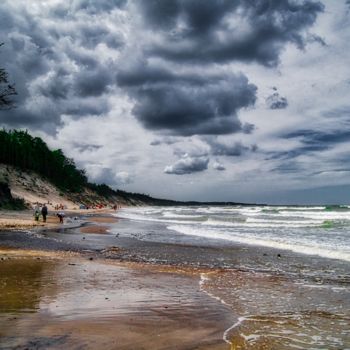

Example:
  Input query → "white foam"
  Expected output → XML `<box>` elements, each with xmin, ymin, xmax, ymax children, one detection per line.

<box><xmin>204</xmin><ymin>217</ymin><xmax>321</xmax><ymax>228</ymax></box>
<box><xmin>117</xmin><ymin>207</ymin><xmax>350</xmax><ymax>262</ymax></box>
<box><xmin>162</xmin><ymin>211</ymin><xmax>204</xmax><ymax>219</ymax></box>
<box><xmin>199</xmin><ymin>273</ymin><xmax>239</xmax><ymax>346</ymax></box>
<box><xmin>168</xmin><ymin>225</ymin><xmax>350</xmax><ymax>262</ymax></box>
<box><xmin>115</xmin><ymin>211</ymin><xmax>199</xmax><ymax>225</ymax></box>
<box><xmin>222</xmin><ymin>316</ymin><xmax>248</xmax><ymax>344</ymax></box>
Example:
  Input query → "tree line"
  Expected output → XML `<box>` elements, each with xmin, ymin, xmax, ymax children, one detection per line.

<box><xmin>0</xmin><ymin>129</ymin><xmax>87</xmax><ymax>192</ymax></box>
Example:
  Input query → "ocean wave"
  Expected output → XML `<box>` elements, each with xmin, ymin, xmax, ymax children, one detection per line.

<box><xmin>203</xmin><ymin>217</ymin><xmax>321</xmax><ymax>228</ymax></box>
<box><xmin>114</xmin><ymin>212</ymin><xmax>200</xmax><ymax>225</ymax></box>
<box><xmin>167</xmin><ymin>225</ymin><xmax>350</xmax><ymax>262</ymax></box>
<box><xmin>162</xmin><ymin>211</ymin><xmax>205</xmax><ymax>220</ymax></box>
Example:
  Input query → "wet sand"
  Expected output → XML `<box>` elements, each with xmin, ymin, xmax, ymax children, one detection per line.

<box><xmin>0</xmin><ymin>209</ymin><xmax>116</xmax><ymax>231</ymax></box>
<box><xmin>1</xmin><ymin>212</ymin><xmax>349</xmax><ymax>349</ymax></box>
<box><xmin>202</xmin><ymin>270</ymin><xmax>350</xmax><ymax>349</ymax></box>
<box><xmin>0</xmin><ymin>250</ymin><xmax>233</xmax><ymax>350</ymax></box>
<box><xmin>86</xmin><ymin>216</ymin><xmax>119</xmax><ymax>223</ymax></box>
<box><xmin>80</xmin><ymin>225</ymin><xmax>109</xmax><ymax>234</ymax></box>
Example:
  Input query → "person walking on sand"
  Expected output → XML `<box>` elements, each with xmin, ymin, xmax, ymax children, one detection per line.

<box><xmin>57</xmin><ymin>211</ymin><xmax>65</xmax><ymax>224</ymax></box>
<box><xmin>41</xmin><ymin>204</ymin><xmax>48</xmax><ymax>223</ymax></box>
<box><xmin>34</xmin><ymin>203</ymin><xmax>40</xmax><ymax>221</ymax></box>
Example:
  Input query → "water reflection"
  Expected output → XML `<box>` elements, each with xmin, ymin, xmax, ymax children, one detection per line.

<box><xmin>0</xmin><ymin>258</ymin><xmax>55</xmax><ymax>313</ymax></box>
<box><xmin>0</xmin><ymin>256</ymin><xmax>232</xmax><ymax>350</ymax></box>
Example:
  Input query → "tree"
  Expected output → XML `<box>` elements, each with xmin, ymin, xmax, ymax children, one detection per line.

<box><xmin>0</xmin><ymin>43</ymin><xmax>16</xmax><ymax>109</ymax></box>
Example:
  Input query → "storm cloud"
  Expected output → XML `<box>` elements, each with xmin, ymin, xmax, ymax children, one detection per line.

<box><xmin>0</xmin><ymin>0</ymin><xmax>124</xmax><ymax>132</ymax></box>
<box><xmin>117</xmin><ymin>64</ymin><xmax>257</xmax><ymax>136</ymax></box>
<box><xmin>0</xmin><ymin>0</ymin><xmax>324</xmax><ymax>135</ymax></box>
<box><xmin>1</xmin><ymin>0</ymin><xmax>349</xmax><ymax>203</ymax></box>
<box><xmin>204</xmin><ymin>138</ymin><xmax>257</xmax><ymax>157</ymax></box>
<box><xmin>137</xmin><ymin>0</ymin><xmax>324</xmax><ymax>67</ymax></box>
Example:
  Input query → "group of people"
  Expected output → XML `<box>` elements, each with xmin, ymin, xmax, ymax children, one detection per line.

<box><xmin>54</xmin><ymin>204</ymin><xmax>66</xmax><ymax>210</ymax></box>
<box><xmin>33</xmin><ymin>203</ymin><xmax>65</xmax><ymax>223</ymax></box>
<box><xmin>33</xmin><ymin>201</ymin><xmax>121</xmax><ymax>224</ymax></box>
<box><xmin>33</xmin><ymin>203</ymin><xmax>48</xmax><ymax>222</ymax></box>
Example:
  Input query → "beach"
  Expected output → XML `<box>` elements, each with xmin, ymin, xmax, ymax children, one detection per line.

<box><xmin>0</xmin><ymin>210</ymin><xmax>235</xmax><ymax>350</ymax></box>
<box><xmin>0</xmin><ymin>206</ymin><xmax>349</xmax><ymax>349</ymax></box>
<box><xmin>0</xmin><ymin>250</ymin><xmax>234</xmax><ymax>350</ymax></box>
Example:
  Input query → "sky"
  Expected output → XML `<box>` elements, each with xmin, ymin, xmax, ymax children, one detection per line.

<box><xmin>0</xmin><ymin>0</ymin><xmax>350</xmax><ymax>204</ymax></box>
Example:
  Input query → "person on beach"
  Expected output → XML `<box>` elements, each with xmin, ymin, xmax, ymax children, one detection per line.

<box><xmin>41</xmin><ymin>204</ymin><xmax>48</xmax><ymax>223</ymax></box>
<box><xmin>57</xmin><ymin>211</ymin><xmax>65</xmax><ymax>224</ymax></box>
<box><xmin>34</xmin><ymin>203</ymin><xmax>40</xmax><ymax>221</ymax></box>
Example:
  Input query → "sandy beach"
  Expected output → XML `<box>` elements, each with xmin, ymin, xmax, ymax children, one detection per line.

<box><xmin>0</xmin><ymin>209</ymin><xmax>116</xmax><ymax>230</ymax></box>
<box><xmin>0</xmin><ymin>210</ymin><xmax>235</xmax><ymax>350</ymax></box>
<box><xmin>0</xmin><ymin>208</ymin><xmax>349</xmax><ymax>349</ymax></box>
<box><xmin>0</xmin><ymin>249</ymin><xmax>235</xmax><ymax>350</ymax></box>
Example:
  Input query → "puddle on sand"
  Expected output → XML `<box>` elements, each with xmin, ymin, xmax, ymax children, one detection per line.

<box><xmin>0</xmin><ymin>257</ymin><xmax>55</xmax><ymax>314</ymax></box>
<box><xmin>0</xmin><ymin>256</ymin><xmax>233</xmax><ymax>350</ymax></box>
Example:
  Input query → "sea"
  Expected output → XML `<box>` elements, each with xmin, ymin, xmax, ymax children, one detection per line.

<box><xmin>114</xmin><ymin>205</ymin><xmax>350</xmax><ymax>349</ymax></box>
<box><xmin>116</xmin><ymin>205</ymin><xmax>350</xmax><ymax>263</ymax></box>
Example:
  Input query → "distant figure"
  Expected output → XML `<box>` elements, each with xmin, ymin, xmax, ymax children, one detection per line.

<box><xmin>41</xmin><ymin>204</ymin><xmax>48</xmax><ymax>223</ymax></box>
<box><xmin>57</xmin><ymin>211</ymin><xmax>65</xmax><ymax>224</ymax></box>
<box><xmin>34</xmin><ymin>204</ymin><xmax>40</xmax><ymax>221</ymax></box>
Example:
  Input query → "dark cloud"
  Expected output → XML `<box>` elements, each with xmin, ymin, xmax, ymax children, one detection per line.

<box><xmin>38</xmin><ymin>69</ymin><xmax>71</xmax><ymax>100</ymax></box>
<box><xmin>307</xmin><ymin>33</ymin><xmax>327</xmax><ymax>46</ymax></box>
<box><xmin>72</xmin><ymin>143</ymin><xmax>103</xmax><ymax>152</ymax></box>
<box><xmin>150</xmin><ymin>139</ymin><xmax>162</xmax><ymax>146</ymax></box>
<box><xmin>137</xmin><ymin>0</ymin><xmax>324</xmax><ymax>67</ymax></box>
<box><xmin>76</xmin><ymin>24</ymin><xmax>124</xmax><ymax>49</ymax></box>
<box><xmin>266</xmin><ymin>91</ymin><xmax>288</xmax><ymax>109</ymax></box>
<box><xmin>251</xmin><ymin>144</ymin><xmax>258</xmax><ymax>152</ymax></box>
<box><xmin>64</xmin><ymin>98</ymin><xmax>110</xmax><ymax>117</ymax></box>
<box><xmin>270</xmin><ymin>107</ymin><xmax>350</xmax><ymax>161</ymax></box>
<box><xmin>272</xmin><ymin>160</ymin><xmax>302</xmax><ymax>173</ymax></box>
<box><xmin>117</xmin><ymin>64</ymin><xmax>257</xmax><ymax>136</ymax></box>
<box><xmin>0</xmin><ymin>1</ymin><xmax>124</xmax><ymax>131</ymax></box>
<box><xmin>267</xmin><ymin>144</ymin><xmax>329</xmax><ymax>162</ymax></box>
<box><xmin>73</xmin><ymin>66</ymin><xmax>112</xmax><ymax>97</ymax></box>
<box><xmin>0</xmin><ymin>105</ymin><xmax>61</xmax><ymax>133</ymax></box>
<box><xmin>164</xmin><ymin>155</ymin><xmax>209</xmax><ymax>175</ymax></box>
<box><xmin>311</xmin><ymin>168</ymin><xmax>350</xmax><ymax>176</ymax></box>
<box><xmin>242</xmin><ymin>122</ymin><xmax>255</xmax><ymax>134</ymax></box>
<box><xmin>285</xmin><ymin>129</ymin><xmax>350</xmax><ymax>146</ymax></box>
<box><xmin>0</xmin><ymin>0</ymin><xmax>323</xmax><ymax>140</ymax></box>
<box><xmin>207</xmin><ymin>139</ymin><xmax>249</xmax><ymax>157</ymax></box>
<box><xmin>150</xmin><ymin>137</ymin><xmax>179</xmax><ymax>146</ymax></box>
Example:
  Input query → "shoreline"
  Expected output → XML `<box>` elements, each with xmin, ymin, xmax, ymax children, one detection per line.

<box><xmin>0</xmin><ymin>248</ymin><xmax>234</xmax><ymax>350</ymax></box>
<box><xmin>0</xmin><ymin>210</ymin><xmax>237</xmax><ymax>349</ymax></box>
<box><xmin>1</xmin><ymin>209</ymin><xmax>349</xmax><ymax>349</ymax></box>
<box><xmin>0</xmin><ymin>208</ymin><xmax>117</xmax><ymax>231</ymax></box>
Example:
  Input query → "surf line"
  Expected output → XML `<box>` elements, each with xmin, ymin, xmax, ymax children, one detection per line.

<box><xmin>199</xmin><ymin>272</ymin><xmax>247</xmax><ymax>347</ymax></box>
